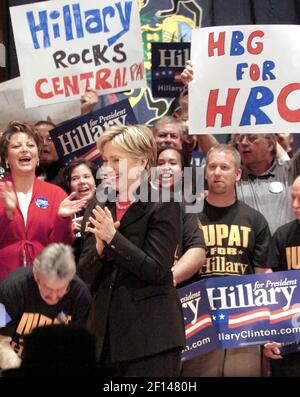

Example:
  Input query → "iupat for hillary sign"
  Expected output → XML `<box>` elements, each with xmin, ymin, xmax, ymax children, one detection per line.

<box><xmin>10</xmin><ymin>0</ymin><xmax>146</xmax><ymax>108</ymax></box>
<box><xmin>179</xmin><ymin>270</ymin><xmax>300</xmax><ymax>361</ymax></box>
<box><xmin>189</xmin><ymin>25</ymin><xmax>300</xmax><ymax>134</ymax></box>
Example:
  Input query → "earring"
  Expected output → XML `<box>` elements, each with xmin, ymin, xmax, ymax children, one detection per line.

<box><xmin>37</xmin><ymin>160</ymin><xmax>39</xmax><ymax>167</ymax></box>
<box><xmin>5</xmin><ymin>162</ymin><xmax>9</xmax><ymax>170</ymax></box>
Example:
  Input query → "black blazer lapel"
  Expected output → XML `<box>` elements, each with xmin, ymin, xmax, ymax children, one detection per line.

<box><xmin>118</xmin><ymin>201</ymin><xmax>147</xmax><ymax>232</ymax></box>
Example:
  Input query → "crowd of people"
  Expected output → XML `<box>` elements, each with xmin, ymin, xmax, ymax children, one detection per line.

<box><xmin>0</xmin><ymin>75</ymin><xmax>299</xmax><ymax>378</ymax></box>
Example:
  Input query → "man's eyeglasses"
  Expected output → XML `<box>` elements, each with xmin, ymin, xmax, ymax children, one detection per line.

<box><xmin>235</xmin><ymin>134</ymin><xmax>261</xmax><ymax>145</ymax></box>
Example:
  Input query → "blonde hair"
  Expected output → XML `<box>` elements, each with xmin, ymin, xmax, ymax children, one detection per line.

<box><xmin>97</xmin><ymin>125</ymin><xmax>157</xmax><ymax>174</ymax></box>
<box><xmin>206</xmin><ymin>143</ymin><xmax>242</xmax><ymax>169</ymax></box>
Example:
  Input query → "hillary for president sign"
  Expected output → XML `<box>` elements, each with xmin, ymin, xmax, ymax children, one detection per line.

<box><xmin>179</xmin><ymin>270</ymin><xmax>300</xmax><ymax>361</ymax></box>
<box><xmin>189</xmin><ymin>25</ymin><xmax>300</xmax><ymax>134</ymax></box>
<box><xmin>10</xmin><ymin>0</ymin><xmax>146</xmax><ymax>108</ymax></box>
<box><xmin>49</xmin><ymin>98</ymin><xmax>137</xmax><ymax>165</ymax></box>
<box><xmin>151</xmin><ymin>42</ymin><xmax>190</xmax><ymax>98</ymax></box>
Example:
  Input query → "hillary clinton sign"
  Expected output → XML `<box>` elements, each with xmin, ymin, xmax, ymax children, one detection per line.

<box><xmin>10</xmin><ymin>0</ymin><xmax>146</xmax><ymax>108</ymax></box>
<box><xmin>179</xmin><ymin>270</ymin><xmax>300</xmax><ymax>361</ymax></box>
<box><xmin>189</xmin><ymin>25</ymin><xmax>300</xmax><ymax>134</ymax></box>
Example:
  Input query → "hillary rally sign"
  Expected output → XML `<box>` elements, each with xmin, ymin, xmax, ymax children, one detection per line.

<box><xmin>189</xmin><ymin>25</ymin><xmax>300</xmax><ymax>134</ymax></box>
<box><xmin>9</xmin><ymin>0</ymin><xmax>146</xmax><ymax>108</ymax></box>
<box><xmin>179</xmin><ymin>270</ymin><xmax>300</xmax><ymax>361</ymax></box>
<box><xmin>49</xmin><ymin>98</ymin><xmax>137</xmax><ymax>165</ymax></box>
<box><xmin>151</xmin><ymin>42</ymin><xmax>190</xmax><ymax>98</ymax></box>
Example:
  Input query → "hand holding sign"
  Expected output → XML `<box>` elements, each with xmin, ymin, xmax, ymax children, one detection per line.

<box><xmin>264</xmin><ymin>342</ymin><xmax>282</xmax><ymax>359</ymax></box>
<box><xmin>181</xmin><ymin>60</ymin><xmax>194</xmax><ymax>85</ymax></box>
<box><xmin>80</xmin><ymin>89</ymin><xmax>99</xmax><ymax>116</ymax></box>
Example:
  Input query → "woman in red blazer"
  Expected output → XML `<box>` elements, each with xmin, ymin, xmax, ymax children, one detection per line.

<box><xmin>0</xmin><ymin>121</ymin><xmax>87</xmax><ymax>281</ymax></box>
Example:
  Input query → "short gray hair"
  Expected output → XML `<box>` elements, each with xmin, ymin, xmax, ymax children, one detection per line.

<box><xmin>33</xmin><ymin>243</ymin><xmax>75</xmax><ymax>282</ymax></box>
<box><xmin>152</xmin><ymin>116</ymin><xmax>184</xmax><ymax>137</ymax></box>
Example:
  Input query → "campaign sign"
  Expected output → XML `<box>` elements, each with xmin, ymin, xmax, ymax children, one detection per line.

<box><xmin>151</xmin><ymin>42</ymin><xmax>190</xmax><ymax>98</ymax></box>
<box><xmin>206</xmin><ymin>270</ymin><xmax>300</xmax><ymax>348</ymax></box>
<box><xmin>189</xmin><ymin>25</ymin><xmax>300</xmax><ymax>134</ymax></box>
<box><xmin>179</xmin><ymin>280</ymin><xmax>219</xmax><ymax>362</ymax></box>
<box><xmin>179</xmin><ymin>270</ymin><xmax>300</xmax><ymax>361</ymax></box>
<box><xmin>10</xmin><ymin>0</ymin><xmax>146</xmax><ymax>108</ymax></box>
<box><xmin>0</xmin><ymin>77</ymin><xmax>79</xmax><ymax>131</ymax></box>
<box><xmin>49</xmin><ymin>99</ymin><xmax>137</xmax><ymax>165</ymax></box>
<box><xmin>190</xmin><ymin>150</ymin><xmax>205</xmax><ymax>167</ymax></box>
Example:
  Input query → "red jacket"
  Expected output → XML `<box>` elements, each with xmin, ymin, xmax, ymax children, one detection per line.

<box><xmin>0</xmin><ymin>176</ymin><xmax>74</xmax><ymax>281</ymax></box>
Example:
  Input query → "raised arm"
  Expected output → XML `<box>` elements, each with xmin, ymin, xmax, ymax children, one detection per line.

<box><xmin>80</xmin><ymin>89</ymin><xmax>99</xmax><ymax>116</ymax></box>
<box><xmin>181</xmin><ymin>61</ymin><xmax>218</xmax><ymax>153</ymax></box>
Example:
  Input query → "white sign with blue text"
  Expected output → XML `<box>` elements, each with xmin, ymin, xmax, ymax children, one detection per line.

<box><xmin>10</xmin><ymin>0</ymin><xmax>146</xmax><ymax>108</ymax></box>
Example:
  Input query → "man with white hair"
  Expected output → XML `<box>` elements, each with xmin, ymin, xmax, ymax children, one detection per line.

<box><xmin>0</xmin><ymin>243</ymin><xmax>92</xmax><ymax>369</ymax></box>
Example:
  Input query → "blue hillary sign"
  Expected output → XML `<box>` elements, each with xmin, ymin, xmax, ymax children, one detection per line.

<box><xmin>180</xmin><ymin>281</ymin><xmax>219</xmax><ymax>362</ymax></box>
<box><xmin>50</xmin><ymin>98</ymin><xmax>137</xmax><ymax>165</ymax></box>
<box><xmin>151</xmin><ymin>42</ymin><xmax>190</xmax><ymax>98</ymax></box>
<box><xmin>178</xmin><ymin>270</ymin><xmax>300</xmax><ymax>361</ymax></box>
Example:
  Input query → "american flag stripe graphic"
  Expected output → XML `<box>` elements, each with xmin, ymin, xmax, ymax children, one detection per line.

<box><xmin>81</xmin><ymin>146</ymin><xmax>99</xmax><ymax>162</ymax></box>
<box><xmin>174</xmin><ymin>72</ymin><xmax>182</xmax><ymax>82</ymax></box>
<box><xmin>185</xmin><ymin>314</ymin><xmax>213</xmax><ymax>339</ymax></box>
<box><xmin>228</xmin><ymin>304</ymin><xmax>300</xmax><ymax>328</ymax></box>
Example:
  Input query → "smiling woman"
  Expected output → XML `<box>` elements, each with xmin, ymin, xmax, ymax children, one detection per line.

<box><xmin>77</xmin><ymin>124</ymin><xmax>185</xmax><ymax>377</ymax></box>
<box><xmin>59</xmin><ymin>158</ymin><xmax>98</xmax><ymax>263</ymax></box>
<box><xmin>0</xmin><ymin>121</ymin><xmax>87</xmax><ymax>281</ymax></box>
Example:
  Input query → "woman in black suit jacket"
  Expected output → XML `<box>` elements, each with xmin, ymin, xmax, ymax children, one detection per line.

<box><xmin>77</xmin><ymin>125</ymin><xmax>185</xmax><ymax>377</ymax></box>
